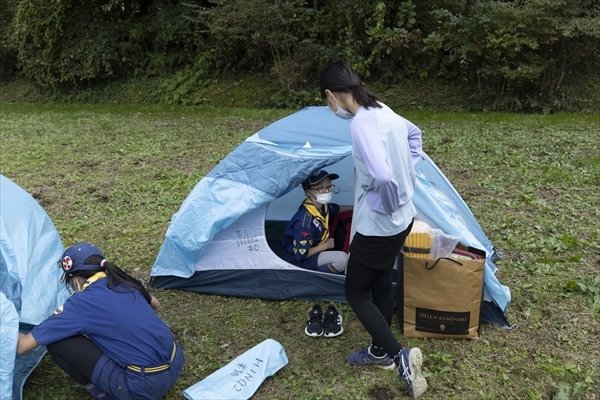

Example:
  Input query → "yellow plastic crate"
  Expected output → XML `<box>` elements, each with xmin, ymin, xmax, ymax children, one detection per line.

<box><xmin>403</xmin><ymin>233</ymin><xmax>432</xmax><ymax>258</ymax></box>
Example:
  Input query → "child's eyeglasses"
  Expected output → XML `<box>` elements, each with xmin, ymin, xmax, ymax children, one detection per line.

<box><xmin>311</xmin><ymin>184</ymin><xmax>335</xmax><ymax>194</ymax></box>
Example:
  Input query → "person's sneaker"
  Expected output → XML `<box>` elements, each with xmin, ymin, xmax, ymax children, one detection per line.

<box><xmin>304</xmin><ymin>303</ymin><xmax>324</xmax><ymax>337</ymax></box>
<box><xmin>346</xmin><ymin>346</ymin><xmax>396</xmax><ymax>370</ymax></box>
<box><xmin>397</xmin><ymin>347</ymin><xmax>427</xmax><ymax>398</ymax></box>
<box><xmin>322</xmin><ymin>304</ymin><xmax>343</xmax><ymax>337</ymax></box>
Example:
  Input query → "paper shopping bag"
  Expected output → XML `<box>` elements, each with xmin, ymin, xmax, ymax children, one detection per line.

<box><xmin>399</xmin><ymin>247</ymin><xmax>485</xmax><ymax>339</ymax></box>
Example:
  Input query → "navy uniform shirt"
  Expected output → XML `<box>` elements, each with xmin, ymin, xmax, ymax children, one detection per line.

<box><xmin>32</xmin><ymin>277</ymin><xmax>174</xmax><ymax>368</ymax></box>
<box><xmin>282</xmin><ymin>202</ymin><xmax>340</xmax><ymax>269</ymax></box>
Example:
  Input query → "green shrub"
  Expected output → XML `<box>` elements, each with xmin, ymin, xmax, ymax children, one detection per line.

<box><xmin>13</xmin><ymin>0</ymin><xmax>208</xmax><ymax>88</ymax></box>
<box><xmin>0</xmin><ymin>0</ymin><xmax>18</xmax><ymax>81</ymax></box>
<box><xmin>420</xmin><ymin>0</ymin><xmax>600</xmax><ymax>111</ymax></box>
<box><xmin>6</xmin><ymin>0</ymin><xmax>600</xmax><ymax>111</ymax></box>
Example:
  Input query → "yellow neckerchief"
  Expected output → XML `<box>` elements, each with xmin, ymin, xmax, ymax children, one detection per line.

<box><xmin>302</xmin><ymin>197</ymin><xmax>330</xmax><ymax>244</ymax></box>
<box><xmin>80</xmin><ymin>271</ymin><xmax>107</xmax><ymax>291</ymax></box>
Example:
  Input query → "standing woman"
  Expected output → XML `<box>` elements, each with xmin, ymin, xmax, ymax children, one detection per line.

<box><xmin>17</xmin><ymin>242</ymin><xmax>184</xmax><ymax>400</ymax></box>
<box><xmin>320</xmin><ymin>60</ymin><xmax>427</xmax><ymax>398</ymax></box>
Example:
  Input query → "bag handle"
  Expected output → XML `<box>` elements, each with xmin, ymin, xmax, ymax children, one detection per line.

<box><xmin>425</xmin><ymin>257</ymin><xmax>463</xmax><ymax>270</ymax></box>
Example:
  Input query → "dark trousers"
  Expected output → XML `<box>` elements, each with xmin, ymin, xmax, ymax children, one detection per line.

<box><xmin>345</xmin><ymin>221</ymin><xmax>413</xmax><ymax>358</ymax></box>
<box><xmin>47</xmin><ymin>335</ymin><xmax>103</xmax><ymax>385</ymax></box>
<box><xmin>47</xmin><ymin>335</ymin><xmax>184</xmax><ymax>400</ymax></box>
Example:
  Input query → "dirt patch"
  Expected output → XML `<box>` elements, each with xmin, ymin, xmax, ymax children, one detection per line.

<box><xmin>368</xmin><ymin>387</ymin><xmax>397</xmax><ymax>400</ymax></box>
<box><xmin>30</xmin><ymin>185</ymin><xmax>56</xmax><ymax>207</ymax></box>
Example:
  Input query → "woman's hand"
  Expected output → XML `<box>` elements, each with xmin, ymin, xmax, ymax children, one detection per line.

<box><xmin>17</xmin><ymin>332</ymin><xmax>39</xmax><ymax>355</ymax></box>
<box><xmin>150</xmin><ymin>295</ymin><xmax>160</xmax><ymax>310</ymax></box>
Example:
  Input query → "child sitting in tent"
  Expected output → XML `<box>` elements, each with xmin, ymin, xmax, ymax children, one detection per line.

<box><xmin>281</xmin><ymin>169</ymin><xmax>352</xmax><ymax>274</ymax></box>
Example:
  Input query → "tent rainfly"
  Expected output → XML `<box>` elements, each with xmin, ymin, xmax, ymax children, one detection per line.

<box><xmin>1</xmin><ymin>175</ymin><xmax>68</xmax><ymax>400</ymax></box>
<box><xmin>150</xmin><ymin>106</ymin><xmax>511</xmax><ymax>327</ymax></box>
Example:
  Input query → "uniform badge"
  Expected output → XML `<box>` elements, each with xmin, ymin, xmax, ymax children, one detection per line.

<box><xmin>299</xmin><ymin>240</ymin><xmax>307</xmax><ymax>246</ymax></box>
<box><xmin>53</xmin><ymin>304</ymin><xmax>64</xmax><ymax>315</ymax></box>
<box><xmin>299</xmin><ymin>249</ymin><xmax>306</xmax><ymax>255</ymax></box>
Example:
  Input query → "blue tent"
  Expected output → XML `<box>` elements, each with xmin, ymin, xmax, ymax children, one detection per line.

<box><xmin>0</xmin><ymin>175</ymin><xmax>68</xmax><ymax>400</ymax></box>
<box><xmin>150</xmin><ymin>107</ymin><xmax>511</xmax><ymax>327</ymax></box>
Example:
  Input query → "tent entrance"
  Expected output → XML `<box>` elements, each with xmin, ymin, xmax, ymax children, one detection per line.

<box><xmin>264</xmin><ymin>156</ymin><xmax>355</xmax><ymax>261</ymax></box>
<box><xmin>265</xmin><ymin>220</ymin><xmax>288</xmax><ymax>259</ymax></box>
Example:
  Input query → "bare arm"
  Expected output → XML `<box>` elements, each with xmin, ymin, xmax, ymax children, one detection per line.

<box><xmin>17</xmin><ymin>332</ymin><xmax>39</xmax><ymax>355</ymax></box>
<box><xmin>150</xmin><ymin>295</ymin><xmax>160</xmax><ymax>310</ymax></box>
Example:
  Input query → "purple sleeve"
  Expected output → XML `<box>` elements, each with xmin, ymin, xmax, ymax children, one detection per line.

<box><xmin>402</xmin><ymin>117</ymin><xmax>423</xmax><ymax>165</ymax></box>
<box><xmin>351</xmin><ymin>119</ymin><xmax>400</xmax><ymax>214</ymax></box>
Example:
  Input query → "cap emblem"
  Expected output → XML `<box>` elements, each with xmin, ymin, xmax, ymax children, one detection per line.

<box><xmin>62</xmin><ymin>256</ymin><xmax>73</xmax><ymax>271</ymax></box>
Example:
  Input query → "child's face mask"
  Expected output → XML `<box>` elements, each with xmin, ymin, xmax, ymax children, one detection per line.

<box><xmin>311</xmin><ymin>191</ymin><xmax>332</xmax><ymax>204</ymax></box>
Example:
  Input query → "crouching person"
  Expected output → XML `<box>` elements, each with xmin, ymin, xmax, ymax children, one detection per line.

<box><xmin>17</xmin><ymin>242</ymin><xmax>184</xmax><ymax>400</ymax></box>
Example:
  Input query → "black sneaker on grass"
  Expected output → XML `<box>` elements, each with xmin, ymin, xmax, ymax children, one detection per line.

<box><xmin>304</xmin><ymin>303</ymin><xmax>324</xmax><ymax>337</ymax></box>
<box><xmin>322</xmin><ymin>304</ymin><xmax>343</xmax><ymax>337</ymax></box>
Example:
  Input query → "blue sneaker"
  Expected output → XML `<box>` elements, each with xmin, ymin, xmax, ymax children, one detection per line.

<box><xmin>346</xmin><ymin>346</ymin><xmax>396</xmax><ymax>370</ymax></box>
<box><xmin>397</xmin><ymin>348</ymin><xmax>427</xmax><ymax>398</ymax></box>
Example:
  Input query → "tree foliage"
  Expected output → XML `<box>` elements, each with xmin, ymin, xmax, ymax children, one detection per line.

<box><xmin>192</xmin><ymin>0</ymin><xmax>327</xmax><ymax>91</ymax></box>
<box><xmin>0</xmin><ymin>0</ymin><xmax>18</xmax><ymax>80</ymax></box>
<box><xmin>421</xmin><ymin>0</ymin><xmax>600</xmax><ymax>109</ymax></box>
<box><xmin>12</xmin><ymin>0</ymin><xmax>206</xmax><ymax>88</ymax></box>
<box><xmin>3</xmin><ymin>0</ymin><xmax>600</xmax><ymax>110</ymax></box>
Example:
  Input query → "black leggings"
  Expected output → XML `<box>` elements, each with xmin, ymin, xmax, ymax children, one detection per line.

<box><xmin>46</xmin><ymin>336</ymin><xmax>104</xmax><ymax>385</ymax></box>
<box><xmin>345</xmin><ymin>257</ymin><xmax>401</xmax><ymax>357</ymax></box>
<box><xmin>345</xmin><ymin>224</ymin><xmax>412</xmax><ymax>359</ymax></box>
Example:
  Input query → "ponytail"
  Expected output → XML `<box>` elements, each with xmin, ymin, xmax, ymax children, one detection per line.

<box><xmin>80</xmin><ymin>255</ymin><xmax>152</xmax><ymax>304</ymax></box>
<box><xmin>351</xmin><ymin>85</ymin><xmax>381</xmax><ymax>109</ymax></box>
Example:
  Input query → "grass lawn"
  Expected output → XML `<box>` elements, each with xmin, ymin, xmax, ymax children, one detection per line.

<box><xmin>1</xmin><ymin>103</ymin><xmax>599</xmax><ymax>400</ymax></box>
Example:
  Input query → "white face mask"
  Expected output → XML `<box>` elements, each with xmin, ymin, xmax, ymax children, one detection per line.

<box><xmin>311</xmin><ymin>191</ymin><xmax>332</xmax><ymax>204</ymax></box>
<box><xmin>333</xmin><ymin>98</ymin><xmax>354</xmax><ymax>120</ymax></box>
<box><xmin>327</xmin><ymin>92</ymin><xmax>354</xmax><ymax>120</ymax></box>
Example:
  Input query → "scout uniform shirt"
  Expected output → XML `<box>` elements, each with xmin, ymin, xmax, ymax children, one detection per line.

<box><xmin>31</xmin><ymin>273</ymin><xmax>174</xmax><ymax>368</ymax></box>
<box><xmin>281</xmin><ymin>198</ymin><xmax>340</xmax><ymax>271</ymax></box>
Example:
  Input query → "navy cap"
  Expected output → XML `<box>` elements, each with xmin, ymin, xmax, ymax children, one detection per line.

<box><xmin>60</xmin><ymin>242</ymin><xmax>105</xmax><ymax>277</ymax></box>
<box><xmin>302</xmin><ymin>169</ymin><xmax>339</xmax><ymax>190</ymax></box>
